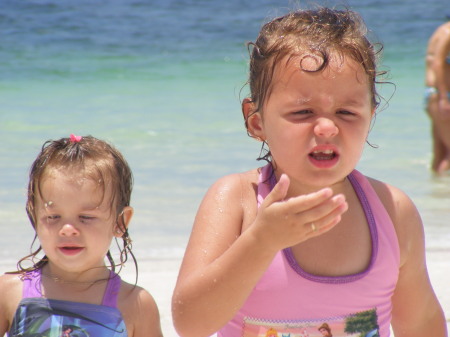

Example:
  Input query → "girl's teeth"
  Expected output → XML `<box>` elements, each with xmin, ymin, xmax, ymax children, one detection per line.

<box><xmin>313</xmin><ymin>149</ymin><xmax>333</xmax><ymax>154</ymax></box>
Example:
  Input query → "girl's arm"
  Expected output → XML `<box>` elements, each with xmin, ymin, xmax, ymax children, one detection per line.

<box><xmin>0</xmin><ymin>274</ymin><xmax>22</xmax><ymax>336</ymax></box>
<box><xmin>375</xmin><ymin>182</ymin><xmax>447</xmax><ymax>337</ymax></box>
<box><xmin>119</xmin><ymin>283</ymin><xmax>163</xmax><ymax>337</ymax></box>
<box><xmin>0</xmin><ymin>275</ymin><xmax>10</xmax><ymax>336</ymax></box>
<box><xmin>172</xmin><ymin>172</ymin><xmax>347</xmax><ymax>337</ymax></box>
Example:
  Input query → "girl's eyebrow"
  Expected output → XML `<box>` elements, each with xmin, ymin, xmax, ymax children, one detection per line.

<box><xmin>341</xmin><ymin>97</ymin><xmax>369</xmax><ymax>107</ymax></box>
<box><xmin>81</xmin><ymin>203</ymin><xmax>103</xmax><ymax>211</ymax></box>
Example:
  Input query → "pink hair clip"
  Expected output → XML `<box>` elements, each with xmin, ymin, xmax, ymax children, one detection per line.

<box><xmin>69</xmin><ymin>134</ymin><xmax>82</xmax><ymax>143</ymax></box>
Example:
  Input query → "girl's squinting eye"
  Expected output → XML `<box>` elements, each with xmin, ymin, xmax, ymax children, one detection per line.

<box><xmin>293</xmin><ymin>109</ymin><xmax>313</xmax><ymax>115</ymax></box>
<box><xmin>45</xmin><ymin>215</ymin><xmax>60</xmax><ymax>224</ymax></box>
<box><xmin>337</xmin><ymin>110</ymin><xmax>356</xmax><ymax>116</ymax></box>
<box><xmin>80</xmin><ymin>215</ymin><xmax>95</xmax><ymax>223</ymax></box>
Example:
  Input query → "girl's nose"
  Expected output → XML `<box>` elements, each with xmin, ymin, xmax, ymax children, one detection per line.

<box><xmin>314</xmin><ymin>118</ymin><xmax>339</xmax><ymax>138</ymax></box>
<box><xmin>59</xmin><ymin>223</ymin><xmax>79</xmax><ymax>236</ymax></box>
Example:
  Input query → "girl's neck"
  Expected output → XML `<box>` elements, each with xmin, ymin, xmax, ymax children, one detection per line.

<box><xmin>273</xmin><ymin>169</ymin><xmax>351</xmax><ymax>197</ymax></box>
<box><xmin>40</xmin><ymin>264</ymin><xmax>112</xmax><ymax>304</ymax></box>
<box><xmin>41</xmin><ymin>264</ymin><xmax>111</xmax><ymax>285</ymax></box>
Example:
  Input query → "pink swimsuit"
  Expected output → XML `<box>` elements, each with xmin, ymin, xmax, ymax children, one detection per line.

<box><xmin>218</xmin><ymin>164</ymin><xmax>400</xmax><ymax>337</ymax></box>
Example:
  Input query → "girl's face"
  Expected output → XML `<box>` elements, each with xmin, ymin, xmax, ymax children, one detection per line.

<box><xmin>247</xmin><ymin>53</ymin><xmax>375</xmax><ymax>193</ymax></box>
<box><xmin>34</xmin><ymin>168</ymin><xmax>131</xmax><ymax>280</ymax></box>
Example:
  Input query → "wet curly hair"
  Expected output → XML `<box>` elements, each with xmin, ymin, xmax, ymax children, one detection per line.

<box><xmin>243</xmin><ymin>7</ymin><xmax>386</xmax><ymax>162</ymax></box>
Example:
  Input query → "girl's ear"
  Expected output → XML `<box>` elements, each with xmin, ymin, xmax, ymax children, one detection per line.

<box><xmin>371</xmin><ymin>107</ymin><xmax>376</xmax><ymax>117</ymax></box>
<box><xmin>114</xmin><ymin>206</ymin><xmax>134</xmax><ymax>238</ymax></box>
<box><xmin>242</xmin><ymin>98</ymin><xmax>265</xmax><ymax>140</ymax></box>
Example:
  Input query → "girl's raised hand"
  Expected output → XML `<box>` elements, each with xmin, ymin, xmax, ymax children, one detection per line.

<box><xmin>249</xmin><ymin>174</ymin><xmax>348</xmax><ymax>253</ymax></box>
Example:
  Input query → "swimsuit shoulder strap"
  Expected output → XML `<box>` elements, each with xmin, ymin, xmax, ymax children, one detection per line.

<box><xmin>22</xmin><ymin>269</ymin><xmax>43</xmax><ymax>298</ymax></box>
<box><xmin>257</xmin><ymin>164</ymin><xmax>276</xmax><ymax>208</ymax></box>
<box><xmin>101</xmin><ymin>271</ymin><xmax>121</xmax><ymax>308</ymax></box>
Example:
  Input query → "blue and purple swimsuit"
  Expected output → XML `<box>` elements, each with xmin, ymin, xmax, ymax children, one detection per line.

<box><xmin>8</xmin><ymin>269</ymin><xmax>128</xmax><ymax>337</ymax></box>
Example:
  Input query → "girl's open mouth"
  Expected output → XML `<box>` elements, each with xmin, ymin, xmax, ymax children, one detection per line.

<box><xmin>309</xmin><ymin>149</ymin><xmax>337</xmax><ymax>161</ymax></box>
<box><xmin>308</xmin><ymin>148</ymin><xmax>339</xmax><ymax>168</ymax></box>
<box><xmin>59</xmin><ymin>246</ymin><xmax>83</xmax><ymax>255</ymax></box>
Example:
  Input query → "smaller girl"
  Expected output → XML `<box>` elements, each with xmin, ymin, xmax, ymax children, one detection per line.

<box><xmin>0</xmin><ymin>134</ymin><xmax>163</xmax><ymax>337</ymax></box>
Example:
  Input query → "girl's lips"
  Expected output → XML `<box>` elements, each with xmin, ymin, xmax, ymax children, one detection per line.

<box><xmin>58</xmin><ymin>246</ymin><xmax>84</xmax><ymax>256</ymax></box>
<box><xmin>308</xmin><ymin>145</ymin><xmax>339</xmax><ymax>168</ymax></box>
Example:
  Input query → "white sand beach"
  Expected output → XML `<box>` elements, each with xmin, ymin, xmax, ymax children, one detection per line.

<box><xmin>1</xmin><ymin>250</ymin><xmax>448</xmax><ymax>337</ymax></box>
<box><xmin>425</xmin><ymin>250</ymin><xmax>450</xmax><ymax>333</ymax></box>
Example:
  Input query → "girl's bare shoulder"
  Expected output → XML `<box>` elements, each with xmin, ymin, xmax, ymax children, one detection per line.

<box><xmin>207</xmin><ymin>168</ymin><xmax>261</xmax><ymax>201</ymax></box>
<box><xmin>365</xmin><ymin>176</ymin><xmax>416</xmax><ymax>216</ymax></box>
<box><xmin>203</xmin><ymin>168</ymin><xmax>261</xmax><ymax>216</ymax></box>
<box><xmin>0</xmin><ymin>273</ymin><xmax>23</xmax><ymax>299</ymax></box>
<box><xmin>0</xmin><ymin>273</ymin><xmax>24</xmax><ymax>334</ymax></box>
<box><xmin>366</xmin><ymin>176</ymin><xmax>422</xmax><ymax>264</ymax></box>
<box><xmin>118</xmin><ymin>281</ymin><xmax>163</xmax><ymax>337</ymax></box>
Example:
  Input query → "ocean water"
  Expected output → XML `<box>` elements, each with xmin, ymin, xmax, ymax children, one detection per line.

<box><xmin>1</xmin><ymin>0</ymin><xmax>449</xmax><ymax>270</ymax></box>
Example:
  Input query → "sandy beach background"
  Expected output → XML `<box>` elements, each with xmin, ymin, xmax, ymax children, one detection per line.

<box><xmin>1</xmin><ymin>0</ymin><xmax>450</xmax><ymax>336</ymax></box>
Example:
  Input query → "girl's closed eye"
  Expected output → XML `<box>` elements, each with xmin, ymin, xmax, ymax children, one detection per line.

<box><xmin>337</xmin><ymin>109</ymin><xmax>356</xmax><ymax>115</ymax></box>
<box><xmin>45</xmin><ymin>214</ymin><xmax>60</xmax><ymax>225</ymax></box>
<box><xmin>290</xmin><ymin>109</ymin><xmax>314</xmax><ymax>120</ymax></box>
<box><xmin>79</xmin><ymin>215</ymin><xmax>96</xmax><ymax>223</ymax></box>
<box><xmin>336</xmin><ymin>109</ymin><xmax>358</xmax><ymax>120</ymax></box>
<box><xmin>294</xmin><ymin>109</ymin><xmax>313</xmax><ymax>115</ymax></box>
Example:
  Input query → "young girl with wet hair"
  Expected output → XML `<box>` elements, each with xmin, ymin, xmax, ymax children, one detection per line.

<box><xmin>172</xmin><ymin>7</ymin><xmax>447</xmax><ymax>337</ymax></box>
<box><xmin>0</xmin><ymin>134</ymin><xmax>163</xmax><ymax>337</ymax></box>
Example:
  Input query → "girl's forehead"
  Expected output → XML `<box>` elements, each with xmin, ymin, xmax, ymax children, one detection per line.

<box><xmin>286</xmin><ymin>51</ymin><xmax>363</xmax><ymax>73</ymax></box>
<box><xmin>42</xmin><ymin>168</ymin><xmax>95</xmax><ymax>186</ymax></box>
<box><xmin>39</xmin><ymin>168</ymin><xmax>110</xmax><ymax>200</ymax></box>
<box><xmin>271</xmin><ymin>52</ymin><xmax>369</xmax><ymax>87</ymax></box>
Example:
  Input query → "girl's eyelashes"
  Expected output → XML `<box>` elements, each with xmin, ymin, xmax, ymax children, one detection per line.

<box><xmin>337</xmin><ymin>109</ymin><xmax>356</xmax><ymax>115</ymax></box>
<box><xmin>79</xmin><ymin>215</ymin><xmax>96</xmax><ymax>223</ymax></box>
<box><xmin>293</xmin><ymin>109</ymin><xmax>313</xmax><ymax>115</ymax></box>
<box><xmin>41</xmin><ymin>214</ymin><xmax>96</xmax><ymax>224</ymax></box>
<box><xmin>291</xmin><ymin>109</ymin><xmax>357</xmax><ymax>116</ymax></box>
<box><xmin>289</xmin><ymin>109</ymin><xmax>314</xmax><ymax>120</ymax></box>
<box><xmin>44</xmin><ymin>214</ymin><xmax>60</xmax><ymax>225</ymax></box>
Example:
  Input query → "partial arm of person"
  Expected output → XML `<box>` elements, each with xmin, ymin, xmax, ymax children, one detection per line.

<box><xmin>119</xmin><ymin>283</ymin><xmax>163</xmax><ymax>337</ymax></box>
<box><xmin>0</xmin><ymin>274</ymin><xmax>23</xmax><ymax>336</ymax></box>
<box><xmin>433</xmin><ymin>24</ymin><xmax>450</xmax><ymax>116</ymax></box>
<box><xmin>377</xmin><ymin>183</ymin><xmax>447</xmax><ymax>337</ymax></box>
<box><xmin>0</xmin><ymin>275</ymin><xmax>11</xmax><ymax>336</ymax></box>
<box><xmin>172</xmin><ymin>172</ymin><xmax>348</xmax><ymax>337</ymax></box>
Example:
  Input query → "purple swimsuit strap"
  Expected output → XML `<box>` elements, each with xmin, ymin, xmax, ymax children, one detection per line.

<box><xmin>101</xmin><ymin>271</ymin><xmax>121</xmax><ymax>308</ymax></box>
<box><xmin>22</xmin><ymin>270</ymin><xmax>43</xmax><ymax>298</ymax></box>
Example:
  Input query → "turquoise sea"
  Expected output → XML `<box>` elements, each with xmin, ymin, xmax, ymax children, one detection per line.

<box><xmin>1</xmin><ymin>0</ymin><xmax>449</xmax><ymax>270</ymax></box>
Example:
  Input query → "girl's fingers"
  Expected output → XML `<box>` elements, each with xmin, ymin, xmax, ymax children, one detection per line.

<box><xmin>263</xmin><ymin>174</ymin><xmax>335</xmax><ymax>214</ymax></box>
<box><xmin>303</xmin><ymin>197</ymin><xmax>349</xmax><ymax>236</ymax></box>
<box><xmin>261</xmin><ymin>174</ymin><xmax>290</xmax><ymax>207</ymax></box>
<box><xmin>256</xmin><ymin>173</ymin><xmax>348</xmax><ymax>247</ymax></box>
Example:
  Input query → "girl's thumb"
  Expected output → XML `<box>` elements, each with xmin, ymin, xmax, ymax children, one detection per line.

<box><xmin>263</xmin><ymin>174</ymin><xmax>290</xmax><ymax>206</ymax></box>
